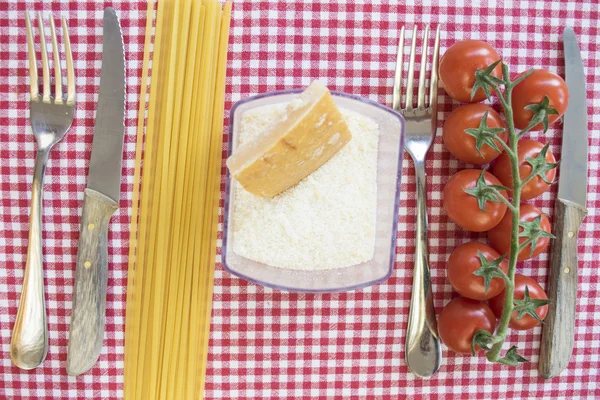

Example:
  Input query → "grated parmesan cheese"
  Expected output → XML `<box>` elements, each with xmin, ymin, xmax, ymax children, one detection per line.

<box><xmin>231</xmin><ymin>103</ymin><xmax>379</xmax><ymax>270</ymax></box>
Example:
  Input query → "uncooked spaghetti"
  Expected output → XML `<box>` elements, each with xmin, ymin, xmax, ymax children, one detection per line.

<box><xmin>124</xmin><ymin>1</ymin><xmax>231</xmax><ymax>399</ymax></box>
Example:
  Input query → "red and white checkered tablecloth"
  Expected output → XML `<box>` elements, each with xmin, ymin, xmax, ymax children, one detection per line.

<box><xmin>1</xmin><ymin>0</ymin><xmax>599</xmax><ymax>399</ymax></box>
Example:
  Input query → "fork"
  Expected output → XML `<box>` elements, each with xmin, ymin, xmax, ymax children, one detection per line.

<box><xmin>10</xmin><ymin>11</ymin><xmax>75</xmax><ymax>370</ymax></box>
<box><xmin>393</xmin><ymin>25</ymin><xmax>442</xmax><ymax>378</ymax></box>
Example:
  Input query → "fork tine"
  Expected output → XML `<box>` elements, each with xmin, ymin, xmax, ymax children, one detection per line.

<box><xmin>25</xmin><ymin>12</ymin><xmax>39</xmax><ymax>100</ymax></box>
<box><xmin>37</xmin><ymin>12</ymin><xmax>51</xmax><ymax>103</ymax></box>
<box><xmin>417</xmin><ymin>26</ymin><xmax>430</xmax><ymax>110</ymax></box>
<box><xmin>429</xmin><ymin>26</ymin><xmax>441</xmax><ymax>110</ymax></box>
<box><xmin>405</xmin><ymin>26</ymin><xmax>417</xmax><ymax>111</ymax></box>
<box><xmin>392</xmin><ymin>26</ymin><xmax>405</xmax><ymax>111</ymax></box>
<box><xmin>49</xmin><ymin>15</ymin><xmax>63</xmax><ymax>104</ymax></box>
<box><xmin>62</xmin><ymin>17</ymin><xmax>75</xmax><ymax>105</ymax></box>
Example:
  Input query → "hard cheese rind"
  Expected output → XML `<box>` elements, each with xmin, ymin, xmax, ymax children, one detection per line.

<box><xmin>227</xmin><ymin>81</ymin><xmax>352</xmax><ymax>197</ymax></box>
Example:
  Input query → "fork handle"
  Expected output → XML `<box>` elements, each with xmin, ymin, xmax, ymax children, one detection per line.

<box><xmin>11</xmin><ymin>149</ymin><xmax>50</xmax><ymax>370</ymax></box>
<box><xmin>405</xmin><ymin>159</ymin><xmax>442</xmax><ymax>378</ymax></box>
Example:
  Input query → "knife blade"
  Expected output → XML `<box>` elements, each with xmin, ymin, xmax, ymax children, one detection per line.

<box><xmin>67</xmin><ymin>7</ymin><xmax>125</xmax><ymax>376</ymax></box>
<box><xmin>538</xmin><ymin>27</ymin><xmax>588</xmax><ymax>379</ymax></box>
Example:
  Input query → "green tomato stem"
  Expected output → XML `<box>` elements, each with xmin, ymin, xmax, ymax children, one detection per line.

<box><xmin>517</xmin><ymin>127</ymin><xmax>533</xmax><ymax>139</ymax></box>
<box><xmin>486</xmin><ymin>76</ymin><xmax>522</xmax><ymax>363</ymax></box>
<box><xmin>520</xmin><ymin>170</ymin><xmax>538</xmax><ymax>187</ymax></box>
<box><xmin>511</xmin><ymin>68</ymin><xmax>535</xmax><ymax>87</ymax></box>
<box><xmin>498</xmin><ymin>268</ymin><xmax>512</xmax><ymax>285</ymax></box>
<box><xmin>496</xmin><ymin>138</ymin><xmax>516</xmax><ymax>159</ymax></box>
<box><xmin>491</xmin><ymin>188</ymin><xmax>518</xmax><ymax>214</ymax></box>
<box><xmin>517</xmin><ymin>236</ymin><xmax>536</xmax><ymax>253</ymax></box>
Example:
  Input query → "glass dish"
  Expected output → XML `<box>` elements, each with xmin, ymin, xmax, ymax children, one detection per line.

<box><xmin>222</xmin><ymin>89</ymin><xmax>405</xmax><ymax>293</ymax></box>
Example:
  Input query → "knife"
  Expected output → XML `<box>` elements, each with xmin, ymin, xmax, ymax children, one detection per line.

<box><xmin>538</xmin><ymin>27</ymin><xmax>588</xmax><ymax>379</ymax></box>
<box><xmin>66</xmin><ymin>8</ymin><xmax>125</xmax><ymax>376</ymax></box>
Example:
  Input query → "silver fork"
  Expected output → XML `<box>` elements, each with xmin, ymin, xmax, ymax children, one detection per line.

<box><xmin>11</xmin><ymin>11</ymin><xmax>75</xmax><ymax>370</ymax></box>
<box><xmin>393</xmin><ymin>25</ymin><xmax>442</xmax><ymax>378</ymax></box>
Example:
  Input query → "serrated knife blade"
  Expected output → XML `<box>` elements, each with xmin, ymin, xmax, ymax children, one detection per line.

<box><xmin>86</xmin><ymin>9</ymin><xmax>126</xmax><ymax>203</ymax></box>
<box><xmin>557</xmin><ymin>28</ymin><xmax>588</xmax><ymax>207</ymax></box>
<box><xmin>538</xmin><ymin>27</ymin><xmax>588</xmax><ymax>379</ymax></box>
<box><xmin>67</xmin><ymin>7</ymin><xmax>125</xmax><ymax>376</ymax></box>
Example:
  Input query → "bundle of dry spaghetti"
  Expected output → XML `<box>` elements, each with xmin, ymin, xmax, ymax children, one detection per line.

<box><xmin>123</xmin><ymin>0</ymin><xmax>231</xmax><ymax>399</ymax></box>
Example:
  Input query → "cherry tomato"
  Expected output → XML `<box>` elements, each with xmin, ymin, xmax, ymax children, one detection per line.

<box><xmin>443</xmin><ymin>169</ymin><xmax>508</xmax><ymax>232</ymax></box>
<box><xmin>512</xmin><ymin>69</ymin><xmax>569</xmax><ymax>131</ymax></box>
<box><xmin>439</xmin><ymin>40</ymin><xmax>502</xmax><ymax>103</ymax></box>
<box><xmin>447</xmin><ymin>242</ymin><xmax>508</xmax><ymax>300</ymax></box>
<box><xmin>489</xmin><ymin>274</ymin><xmax>549</xmax><ymax>330</ymax></box>
<box><xmin>438</xmin><ymin>296</ymin><xmax>496</xmax><ymax>354</ymax></box>
<box><xmin>492</xmin><ymin>139</ymin><xmax>557</xmax><ymax>200</ymax></box>
<box><xmin>443</xmin><ymin>104</ymin><xmax>508</xmax><ymax>165</ymax></box>
<box><xmin>487</xmin><ymin>203</ymin><xmax>552</xmax><ymax>261</ymax></box>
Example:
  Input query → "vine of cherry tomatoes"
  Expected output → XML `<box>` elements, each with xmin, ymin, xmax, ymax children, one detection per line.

<box><xmin>436</xmin><ymin>40</ymin><xmax>567</xmax><ymax>357</ymax></box>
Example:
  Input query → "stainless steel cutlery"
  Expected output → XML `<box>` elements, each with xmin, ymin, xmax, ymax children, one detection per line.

<box><xmin>393</xmin><ymin>25</ymin><xmax>442</xmax><ymax>378</ymax></box>
<box><xmin>67</xmin><ymin>8</ymin><xmax>126</xmax><ymax>376</ymax></box>
<box><xmin>12</xmin><ymin>8</ymin><xmax>125</xmax><ymax>375</ymax></box>
<box><xmin>539</xmin><ymin>27</ymin><xmax>588</xmax><ymax>379</ymax></box>
<box><xmin>11</xmin><ymin>12</ymin><xmax>75</xmax><ymax>370</ymax></box>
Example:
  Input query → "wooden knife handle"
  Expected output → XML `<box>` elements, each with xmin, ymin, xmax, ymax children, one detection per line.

<box><xmin>538</xmin><ymin>198</ymin><xmax>587</xmax><ymax>379</ymax></box>
<box><xmin>67</xmin><ymin>188</ymin><xmax>118</xmax><ymax>376</ymax></box>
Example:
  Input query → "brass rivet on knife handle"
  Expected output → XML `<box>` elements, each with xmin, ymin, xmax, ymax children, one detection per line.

<box><xmin>539</xmin><ymin>198</ymin><xmax>587</xmax><ymax>379</ymax></box>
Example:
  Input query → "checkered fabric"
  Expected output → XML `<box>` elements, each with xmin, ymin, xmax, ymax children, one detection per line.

<box><xmin>1</xmin><ymin>0</ymin><xmax>599</xmax><ymax>399</ymax></box>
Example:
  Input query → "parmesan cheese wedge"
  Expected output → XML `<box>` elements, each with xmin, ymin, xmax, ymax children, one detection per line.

<box><xmin>227</xmin><ymin>81</ymin><xmax>352</xmax><ymax>197</ymax></box>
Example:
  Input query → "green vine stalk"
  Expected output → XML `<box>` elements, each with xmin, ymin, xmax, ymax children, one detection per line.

<box><xmin>468</xmin><ymin>62</ymin><xmax>555</xmax><ymax>365</ymax></box>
